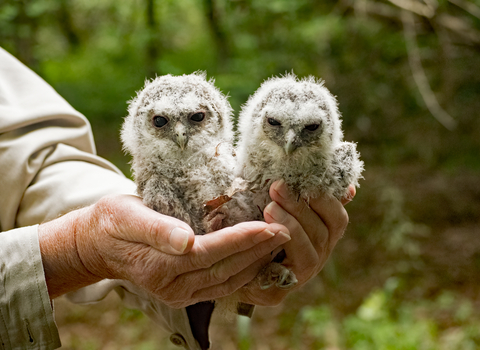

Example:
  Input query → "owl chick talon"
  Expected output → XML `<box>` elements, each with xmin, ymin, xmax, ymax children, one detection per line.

<box><xmin>258</xmin><ymin>262</ymin><xmax>296</xmax><ymax>290</ymax></box>
<box><xmin>276</xmin><ymin>269</ymin><xmax>298</xmax><ymax>289</ymax></box>
<box><xmin>260</xmin><ymin>282</ymin><xmax>275</xmax><ymax>290</ymax></box>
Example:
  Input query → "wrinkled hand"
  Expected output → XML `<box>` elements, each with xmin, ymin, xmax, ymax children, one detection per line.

<box><xmin>39</xmin><ymin>194</ymin><xmax>290</xmax><ymax>308</ymax></box>
<box><xmin>239</xmin><ymin>179</ymin><xmax>354</xmax><ymax>306</ymax></box>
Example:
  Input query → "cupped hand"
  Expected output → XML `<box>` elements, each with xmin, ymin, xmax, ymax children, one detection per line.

<box><xmin>239</xmin><ymin>180</ymin><xmax>355</xmax><ymax>306</ymax></box>
<box><xmin>40</xmin><ymin>194</ymin><xmax>290</xmax><ymax>308</ymax></box>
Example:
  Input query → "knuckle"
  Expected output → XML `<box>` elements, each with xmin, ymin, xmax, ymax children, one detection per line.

<box><xmin>208</xmin><ymin>264</ymin><xmax>230</xmax><ymax>285</ymax></box>
<box><xmin>289</xmin><ymin>220</ymin><xmax>304</xmax><ymax>237</ymax></box>
<box><xmin>190</xmin><ymin>241</ymin><xmax>216</xmax><ymax>269</ymax></box>
<box><xmin>249</xmin><ymin>244</ymin><xmax>270</xmax><ymax>261</ymax></box>
<box><xmin>311</xmin><ymin>230</ymin><xmax>326</xmax><ymax>250</ymax></box>
<box><xmin>95</xmin><ymin>194</ymin><xmax>120</xmax><ymax>212</ymax></box>
<box><xmin>145</xmin><ymin>220</ymin><xmax>163</xmax><ymax>247</ymax></box>
<box><xmin>293</xmin><ymin>257</ymin><xmax>320</xmax><ymax>282</ymax></box>
<box><xmin>193</xmin><ymin>255</ymin><xmax>215</xmax><ymax>271</ymax></box>
<box><xmin>155</xmin><ymin>282</ymin><xmax>189</xmax><ymax>306</ymax></box>
<box><xmin>340</xmin><ymin>207</ymin><xmax>350</xmax><ymax>226</ymax></box>
<box><xmin>332</xmin><ymin>207</ymin><xmax>349</xmax><ymax>234</ymax></box>
<box><xmin>214</xmin><ymin>281</ymin><xmax>237</xmax><ymax>298</ymax></box>
<box><xmin>297</xmin><ymin>201</ymin><xmax>311</xmax><ymax>216</ymax></box>
<box><xmin>94</xmin><ymin>195</ymin><xmax>123</xmax><ymax>231</ymax></box>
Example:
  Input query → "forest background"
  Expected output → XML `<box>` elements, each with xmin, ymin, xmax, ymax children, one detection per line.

<box><xmin>1</xmin><ymin>0</ymin><xmax>480</xmax><ymax>349</ymax></box>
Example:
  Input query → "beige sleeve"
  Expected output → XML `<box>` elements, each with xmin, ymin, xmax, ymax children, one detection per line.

<box><xmin>0</xmin><ymin>47</ymin><xmax>200</xmax><ymax>350</ymax></box>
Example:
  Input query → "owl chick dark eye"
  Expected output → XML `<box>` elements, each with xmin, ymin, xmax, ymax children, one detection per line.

<box><xmin>190</xmin><ymin>112</ymin><xmax>205</xmax><ymax>122</ymax></box>
<box><xmin>267</xmin><ymin>118</ymin><xmax>281</xmax><ymax>126</ymax></box>
<box><xmin>305</xmin><ymin>123</ymin><xmax>320</xmax><ymax>131</ymax></box>
<box><xmin>153</xmin><ymin>115</ymin><xmax>168</xmax><ymax>128</ymax></box>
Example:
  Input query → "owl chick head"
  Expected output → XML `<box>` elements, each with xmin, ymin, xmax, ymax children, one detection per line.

<box><xmin>121</xmin><ymin>72</ymin><xmax>233</xmax><ymax>160</ymax></box>
<box><xmin>238</xmin><ymin>73</ymin><xmax>343</xmax><ymax>161</ymax></box>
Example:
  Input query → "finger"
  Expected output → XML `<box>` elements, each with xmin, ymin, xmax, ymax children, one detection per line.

<box><xmin>341</xmin><ymin>184</ymin><xmax>356</xmax><ymax>206</ymax></box>
<box><xmin>190</xmin><ymin>254</ymin><xmax>273</xmax><ymax>301</ymax></box>
<box><xmin>181</xmin><ymin>222</ymin><xmax>290</xmax><ymax>273</ymax></box>
<box><xmin>267</xmin><ymin>179</ymin><xmax>348</xmax><ymax>276</ymax></box>
<box><xmin>162</xmin><ymin>228</ymin><xmax>291</xmax><ymax>302</ymax></box>
<box><xmin>264</xmin><ymin>201</ymin><xmax>320</xmax><ymax>279</ymax></box>
<box><xmin>268</xmin><ymin>180</ymin><xmax>329</xmax><ymax>250</ymax></box>
<box><xmin>106</xmin><ymin>195</ymin><xmax>195</xmax><ymax>255</ymax></box>
<box><xmin>306</xmin><ymin>192</ymin><xmax>349</xmax><ymax>249</ymax></box>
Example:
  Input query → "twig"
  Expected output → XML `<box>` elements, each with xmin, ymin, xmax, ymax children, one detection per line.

<box><xmin>401</xmin><ymin>10</ymin><xmax>457</xmax><ymax>130</ymax></box>
<box><xmin>388</xmin><ymin>0</ymin><xmax>436</xmax><ymax>18</ymax></box>
<box><xmin>355</xmin><ymin>0</ymin><xmax>480</xmax><ymax>45</ymax></box>
<box><xmin>354</xmin><ymin>0</ymin><xmax>368</xmax><ymax>17</ymax></box>
<box><xmin>449</xmin><ymin>0</ymin><xmax>480</xmax><ymax>20</ymax></box>
<box><xmin>363</xmin><ymin>1</ymin><xmax>399</xmax><ymax>19</ymax></box>
<box><xmin>437</xmin><ymin>13</ymin><xmax>480</xmax><ymax>44</ymax></box>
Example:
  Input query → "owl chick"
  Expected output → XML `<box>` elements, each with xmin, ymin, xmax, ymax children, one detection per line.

<box><xmin>235</xmin><ymin>73</ymin><xmax>364</xmax><ymax>288</ymax></box>
<box><xmin>120</xmin><ymin>73</ymin><xmax>254</xmax><ymax>342</ymax></box>
<box><xmin>121</xmin><ymin>72</ymin><xmax>242</xmax><ymax>235</ymax></box>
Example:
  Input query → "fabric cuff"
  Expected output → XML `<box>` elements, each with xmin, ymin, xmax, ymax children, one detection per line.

<box><xmin>0</xmin><ymin>225</ymin><xmax>61</xmax><ymax>349</ymax></box>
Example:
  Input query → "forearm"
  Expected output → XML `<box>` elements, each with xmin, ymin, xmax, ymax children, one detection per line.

<box><xmin>38</xmin><ymin>206</ymin><xmax>102</xmax><ymax>299</ymax></box>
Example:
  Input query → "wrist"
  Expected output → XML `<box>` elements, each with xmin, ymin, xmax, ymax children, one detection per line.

<box><xmin>38</xmin><ymin>206</ymin><xmax>103</xmax><ymax>299</ymax></box>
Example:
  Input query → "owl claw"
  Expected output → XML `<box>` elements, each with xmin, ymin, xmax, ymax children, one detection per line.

<box><xmin>258</xmin><ymin>262</ymin><xmax>297</xmax><ymax>290</ymax></box>
<box><xmin>276</xmin><ymin>269</ymin><xmax>298</xmax><ymax>289</ymax></box>
<box><xmin>260</xmin><ymin>282</ymin><xmax>275</xmax><ymax>290</ymax></box>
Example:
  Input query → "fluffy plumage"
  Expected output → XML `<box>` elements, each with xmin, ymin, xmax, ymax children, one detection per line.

<box><xmin>121</xmin><ymin>72</ymin><xmax>241</xmax><ymax>235</ymax></box>
<box><xmin>235</xmin><ymin>73</ymin><xmax>364</xmax><ymax>288</ymax></box>
<box><xmin>121</xmin><ymin>72</ymin><xmax>253</xmax><ymax>324</ymax></box>
<box><xmin>237</xmin><ymin>73</ymin><xmax>363</xmax><ymax>205</ymax></box>
<box><xmin>120</xmin><ymin>71</ymin><xmax>364</xmax><ymax>319</ymax></box>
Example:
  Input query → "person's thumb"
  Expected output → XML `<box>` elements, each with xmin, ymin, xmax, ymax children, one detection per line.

<box><xmin>114</xmin><ymin>195</ymin><xmax>195</xmax><ymax>255</ymax></box>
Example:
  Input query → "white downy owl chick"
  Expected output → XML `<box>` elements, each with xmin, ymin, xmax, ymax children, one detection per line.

<box><xmin>121</xmin><ymin>72</ymin><xmax>242</xmax><ymax>235</ymax></box>
<box><xmin>235</xmin><ymin>73</ymin><xmax>364</xmax><ymax>288</ymax></box>
<box><xmin>121</xmin><ymin>73</ymin><xmax>255</xmax><ymax>345</ymax></box>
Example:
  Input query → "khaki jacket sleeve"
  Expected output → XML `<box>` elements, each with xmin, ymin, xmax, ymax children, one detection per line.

<box><xmin>0</xmin><ymin>47</ymin><xmax>200</xmax><ymax>350</ymax></box>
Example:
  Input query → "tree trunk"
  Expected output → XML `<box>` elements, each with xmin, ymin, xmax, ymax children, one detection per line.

<box><xmin>203</xmin><ymin>0</ymin><xmax>229</xmax><ymax>70</ymax></box>
<box><xmin>58</xmin><ymin>0</ymin><xmax>80</xmax><ymax>51</ymax></box>
<box><xmin>14</xmin><ymin>0</ymin><xmax>37</xmax><ymax>69</ymax></box>
<box><xmin>146</xmin><ymin>0</ymin><xmax>160</xmax><ymax>77</ymax></box>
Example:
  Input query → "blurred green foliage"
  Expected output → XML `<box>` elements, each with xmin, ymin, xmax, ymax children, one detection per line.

<box><xmin>296</xmin><ymin>278</ymin><xmax>480</xmax><ymax>350</ymax></box>
<box><xmin>2</xmin><ymin>0</ymin><xmax>480</xmax><ymax>348</ymax></box>
<box><xmin>2</xmin><ymin>0</ymin><xmax>479</xmax><ymax>173</ymax></box>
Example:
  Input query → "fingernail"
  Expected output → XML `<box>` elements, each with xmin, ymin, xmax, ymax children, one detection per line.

<box><xmin>169</xmin><ymin>227</ymin><xmax>190</xmax><ymax>253</ymax></box>
<box><xmin>264</xmin><ymin>201</ymin><xmax>288</xmax><ymax>224</ymax></box>
<box><xmin>253</xmin><ymin>229</ymin><xmax>275</xmax><ymax>244</ymax></box>
<box><xmin>278</xmin><ymin>231</ymin><xmax>291</xmax><ymax>241</ymax></box>
<box><xmin>273</xmin><ymin>179</ymin><xmax>290</xmax><ymax>200</ymax></box>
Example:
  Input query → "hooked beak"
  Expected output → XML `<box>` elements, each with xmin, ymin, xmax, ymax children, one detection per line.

<box><xmin>174</xmin><ymin>122</ymin><xmax>188</xmax><ymax>150</ymax></box>
<box><xmin>284</xmin><ymin>129</ymin><xmax>297</xmax><ymax>155</ymax></box>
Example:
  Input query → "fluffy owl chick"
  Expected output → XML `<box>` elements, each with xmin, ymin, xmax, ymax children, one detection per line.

<box><xmin>121</xmin><ymin>72</ymin><xmax>250</xmax><ymax>345</ymax></box>
<box><xmin>121</xmin><ymin>71</ymin><xmax>239</xmax><ymax>236</ymax></box>
<box><xmin>235</xmin><ymin>73</ymin><xmax>364</xmax><ymax>288</ymax></box>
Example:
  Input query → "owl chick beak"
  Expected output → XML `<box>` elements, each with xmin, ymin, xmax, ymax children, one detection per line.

<box><xmin>174</xmin><ymin>122</ymin><xmax>188</xmax><ymax>150</ymax></box>
<box><xmin>284</xmin><ymin>129</ymin><xmax>297</xmax><ymax>155</ymax></box>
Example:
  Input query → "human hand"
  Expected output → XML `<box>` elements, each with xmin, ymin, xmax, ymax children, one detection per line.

<box><xmin>39</xmin><ymin>194</ymin><xmax>290</xmax><ymax>307</ymax></box>
<box><xmin>238</xmin><ymin>179</ymin><xmax>354</xmax><ymax>306</ymax></box>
